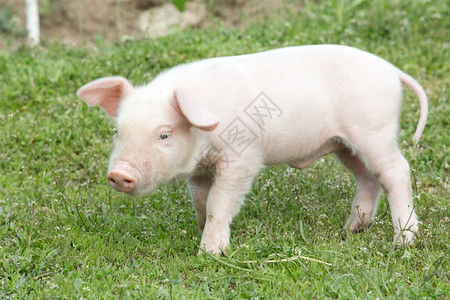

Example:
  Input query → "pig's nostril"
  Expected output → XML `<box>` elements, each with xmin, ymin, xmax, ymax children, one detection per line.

<box><xmin>107</xmin><ymin>169</ymin><xmax>138</xmax><ymax>192</ymax></box>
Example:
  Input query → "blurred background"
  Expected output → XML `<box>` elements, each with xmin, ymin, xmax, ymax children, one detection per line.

<box><xmin>1</xmin><ymin>0</ymin><xmax>301</xmax><ymax>48</ymax></box>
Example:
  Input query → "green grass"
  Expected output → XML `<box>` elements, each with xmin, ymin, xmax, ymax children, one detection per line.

<box><xmin>0</xmin><ymin>0</ymin><xmax>449</xmax><ymax>298</ymax></box>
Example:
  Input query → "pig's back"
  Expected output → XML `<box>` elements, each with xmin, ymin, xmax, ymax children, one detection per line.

<box><xmin>166</xmin><ymin>45</ymin><xmax>401</xmax><ymax>164</ymax></box>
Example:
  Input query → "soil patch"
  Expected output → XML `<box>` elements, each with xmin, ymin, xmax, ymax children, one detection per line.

<box><xmin>1</xmin><ymin>0</ymin><xmax>301</xmax><ymax>48</ymax></box>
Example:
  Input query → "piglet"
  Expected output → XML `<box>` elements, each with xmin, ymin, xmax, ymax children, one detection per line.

<box><xmin>77</xmin><ymin>45</ymin><xmax>428</xmax><ymax>254</ymax></box>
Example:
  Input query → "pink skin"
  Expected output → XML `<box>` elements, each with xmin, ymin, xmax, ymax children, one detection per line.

<box><xmin>107</xmin><ymin>162</ymin><xmax>139</xmax><ymax>193</ymax></box>
<box><xmin>77</xmin><ymin>45</ymin><xmax>428</xmax><ymax>255</ymax></box>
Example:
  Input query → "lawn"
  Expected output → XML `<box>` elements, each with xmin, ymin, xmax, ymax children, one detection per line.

<box><xmin>0</xmin><ymin>0</ymin><xmax>448</xmax><ymax>298</ymax></box>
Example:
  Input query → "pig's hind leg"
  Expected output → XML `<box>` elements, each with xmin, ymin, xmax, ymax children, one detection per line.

<box><xmin>345</xmin><ymin>136</ymin><xmax>419</xmax><ymax>245</ymax></box>
<box><xmin>336</xmin><ymin>148</ymin><xmax>382</xmax><ymax>233</ymax></box>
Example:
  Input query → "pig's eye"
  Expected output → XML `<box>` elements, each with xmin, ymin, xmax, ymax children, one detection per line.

<box><xmin>159</xmin><ymin>133</ymin><xmax>171</xmax><ymax>140</ymax></box>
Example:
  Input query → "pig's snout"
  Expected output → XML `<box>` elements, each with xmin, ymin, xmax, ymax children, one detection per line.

<box><xmin>107</xmin><ymin>165</ymin><xmax>139</xmax><ymax>193</ymax></box>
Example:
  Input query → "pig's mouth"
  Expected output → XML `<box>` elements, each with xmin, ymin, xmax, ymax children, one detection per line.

<box><xmin>106</xmin><ymin>162</ymin><xmax>161</xmax><ymax>197</ymax></box>
<box><xmin>107</xmin><ymin>163</ymin><xmax>140</xmax><ymax>193</ymax></box>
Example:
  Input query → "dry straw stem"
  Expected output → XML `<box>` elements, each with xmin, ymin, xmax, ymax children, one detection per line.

<box><xmin>240</xmin><ymin>255</ymin><xmax>333</xmax><ymax>266</ymax></box>
<box><xmin>33</xmin><ymin>272</ymin><xmax>51</xmax><ymax>281</ymax></box>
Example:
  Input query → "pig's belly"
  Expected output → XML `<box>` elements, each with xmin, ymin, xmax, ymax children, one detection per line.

<box><xmin>262</xmin><ymin>136</ymin><xmax>345</xmax><ymax>170</ymax></box>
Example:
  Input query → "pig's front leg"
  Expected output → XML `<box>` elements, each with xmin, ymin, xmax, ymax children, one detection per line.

<box><xmin>187</xmin><ymin>175</ymin><xmax>213</xmax><ymax>235</ymax></box>
<box><xmin>199</xmin><ymin>160</ymin><xmax>262</xmax><ymax>255</ymax></box>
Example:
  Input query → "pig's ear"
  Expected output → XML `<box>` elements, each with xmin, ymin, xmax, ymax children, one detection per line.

<box><xmin>172</xmin><ymin>89</ymin><xmax>220</xmax><ymax>132</ymax></box>
<box><xmin>76</xmin><ymin>76</ymin><xmax>134</xmax><ymax>118</ymax></box>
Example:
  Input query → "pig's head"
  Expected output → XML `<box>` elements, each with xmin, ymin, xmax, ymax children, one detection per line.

<box><xmin>77</xmin><ymin>76</ymin><xmax>219</xmax><ymax>196</ymax></box>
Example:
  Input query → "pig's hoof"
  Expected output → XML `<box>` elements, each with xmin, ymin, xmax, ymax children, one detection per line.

<box><xmin>197</xmin><ymin>246</ymin><xmax>227</xmax><ymax>256</ymax></box>
<box><xmin>344</xmin><ymin>215</ymin><xmax>373</xmax><ymax>233</ymax></box>
<box><xmin>393</xmin><ymin>229</ymin><xmax>418</xmax><ymax>247</ymax></box>
<box><xmin>199</xmin><ymin>235</ymin><xmax>229</xmax><ymax>256</ymax></box>
<box><xmin>198</xmin><ymin>242</ymin><xmax>229</xmax><ymax>256</ymax></box>
<box><xmin>199</xmin><ymin>225</ymin><xmax>230</xmax><ymax>255</ymax></box>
